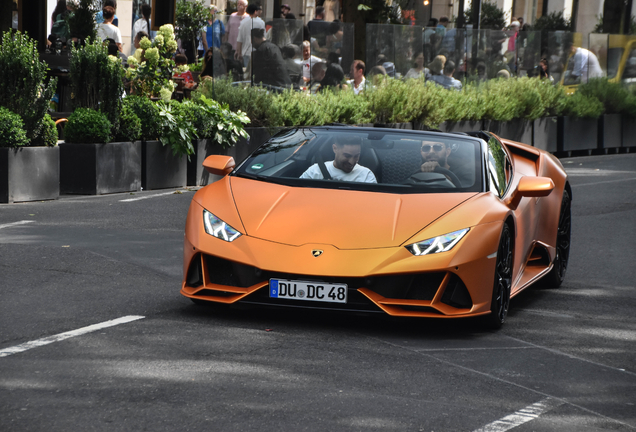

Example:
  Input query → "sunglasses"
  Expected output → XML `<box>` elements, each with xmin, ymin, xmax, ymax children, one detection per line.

<box><xmin>422</xmin><ymin>144</ymin><xmax>444</xmax><ymax>152</ymax></box>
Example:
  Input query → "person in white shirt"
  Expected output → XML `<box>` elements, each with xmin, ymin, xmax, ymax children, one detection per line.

<box><xmin>97</xmin><ymin>6</ymin><xmax>122</xmax><ymax>52</ymax></box>
<box><xmin>568</xmin><ymin>45</ymin><xmax>604</xmax><ymax>83</ymax></box>
<box><xmin>300</xmin><ymin>136</ymin><xmax>377</xmax><ymax>183</ymax></box>
<box><xmin>298</xmin><ymin>40</ymin><xmax>323</xmax><ymax>85</ymax></box>
<box><xmin>347</xmin><ymin>59</ymin><xmax>366</xmax><ymax>95</ymax></box>
<box><xmin>131</xmin><ymin>4</ymin><xmax>151</xmax><ymax>54</ymax></box>
<box><xmin>235</xmin><ymin>3</ymin><xmax>265</xmax><ymax>67</ymax></box>
<box><xmin>226</xmin><ymin>0</ymin><xmax>248</xmax><ymax>52</ymax></box>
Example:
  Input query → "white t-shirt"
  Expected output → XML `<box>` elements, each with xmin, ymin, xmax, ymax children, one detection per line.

<box><xmin>300</xmin><ymin>161</ymin><xmax>377</xmax><ymax>183</ymax></box>
<box><xmin>97</xmin><ymin>23</ymin><xmax>122</xmax><ymax>44</ymax></box>
<box><xmin>236</xmin><ymin>16</ymin><xmax>265</xmax><ymax>57</ymax></box>
<box><xmin>347</xmin><ymin>77</ymin><xmax>366</xmax><ymax>95</ymax></box>
<box><xmin>298</xmin><ymin>55</ymin><xmax>323</xmax><ymax>80</ymax></box>
<box><xmin>572</xmin><ymin>47</ymin><xmax>604</xmax><ymax>82</ymax></box>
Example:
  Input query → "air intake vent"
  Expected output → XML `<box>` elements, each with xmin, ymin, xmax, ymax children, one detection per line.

<box><xmin>441</xmin><ymin>274</ymin><xmax>473</xmax><ymax>309</ymax></box>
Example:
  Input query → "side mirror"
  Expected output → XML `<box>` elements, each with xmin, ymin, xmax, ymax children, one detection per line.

<box><xmin>203</xmin><ymin>155</ymin><xmax>235</xmax><ymax>176</ymax></box>
<box><xmin>505</xmin><ymin>176</ymin><xmax>554</xmax><ymax>210</ymax></box>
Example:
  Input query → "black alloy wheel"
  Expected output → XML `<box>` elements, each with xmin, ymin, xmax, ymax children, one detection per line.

<box><xmin>543</xmin><ymin>189</ymin><xmax>571</xmax><ymax>288</ymax></box>
<box><xmin>486</xmin><ymin>223</ymin><xmax>513</xmax><ymax>329</ymax></box>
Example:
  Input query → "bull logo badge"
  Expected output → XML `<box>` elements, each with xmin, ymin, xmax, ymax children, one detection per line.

<box><xmin>312</xmin><ymin>249</ymin><xmax>324</xmax><ymax>257</ymax></box>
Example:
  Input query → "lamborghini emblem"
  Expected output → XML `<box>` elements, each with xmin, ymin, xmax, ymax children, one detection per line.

<box><xmin>312</xmin><ymin>249</ymin><xmax>324</xmax><ymax>257</ymax></box>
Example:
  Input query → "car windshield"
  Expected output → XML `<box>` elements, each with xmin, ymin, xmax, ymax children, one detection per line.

<box><xmin>232</xmin><ymin>128</ymin><xmax>483</xmax><ymax>194</ymax></box>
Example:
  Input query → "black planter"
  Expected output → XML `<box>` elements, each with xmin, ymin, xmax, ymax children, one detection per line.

<box><xmin>598</xmin><ymin>114</ymin><xmax>622</xmax><ymax>149</ymax></box>
<box><xmin>533</xmin><ymin>117</ymin><xmax>558</xmax><ymax>153</ymax></box>
<box><xmin>484</xmin><ymin>119</ymin><xmax>533</xmax><ymax>145</ymax></box>
<box><xmin>59</xmin><ymin>142</ymin><xmax>141</xmax><ymax>195</ymax></box>
<box><xmin>141</xmin><ymin>140</ymin><xmax>187</xmax><ymax>190</ymax></box>
<box><xmin>187</xmin><ymin>139</ymin><xmax>228</xmax><ymax>186</ymax></box>
<box><xmin>438</xmin><ymin>120</ymin><xmax>483</xmax><ymax>133</ymax></box>
<box><xmin>622</xmin><ymin>115</ymin><xmax>636</xmax><ymax>148</ymax></box>
<box><xmin>374</xmin><ymin>122</ymin><xmax>413</xmax><ymax>129</ymax></box>
<box><xmin>1</xmin><ymin>146</ymin><xmax>59</xmax><ymax>203</ymax></box>
<box><xmin>559</xmin><ymin>116</ymin><xmax>599</xmax><ymax>152</ymax></box>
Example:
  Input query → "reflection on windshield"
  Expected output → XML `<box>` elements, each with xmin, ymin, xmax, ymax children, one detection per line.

<box><xmin>233</xmin><ymin>129</ymin><xmax>482</xmax><ymax>193</ymax></box>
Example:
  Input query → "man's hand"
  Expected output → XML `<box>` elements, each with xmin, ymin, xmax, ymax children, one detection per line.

<box><xmin>421</xmin><ymin>161</ymin><xmax>439</xmax><ymax>172</ymax></box>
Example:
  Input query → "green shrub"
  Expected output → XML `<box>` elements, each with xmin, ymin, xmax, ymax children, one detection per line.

<box><xmin>197</xmin><ymin>78</ymin><xmax>277</xmax><ymax>127</ymax></box>
<box><xmin>70</xmin><ymin>38</ymin><xmax>125</xmax><ymax>132</ymax></box>
<box><xmin>185</xmin><ymin>96</ymin><xmax>249</xmax><ymax>146</ymax></box>
<box><xmin>577</xmin><ymin>78</ymin><xmax>634</xmax><ymax>115</ymax></box>
<box><xmin>113</xmin><ymin>106</ymin><xmax>142</xmax><ymax>142</ymax></box>
<box><xmin>155</xmin><ymin>101</ymin><xmax>197</xmax><ymax>158</ymax></box>
<box><xmin>0</xmin><ymin>31</ymin><xmax>57</xmax><ymax>142</ymax></box>
<box><xmin>122</xmin><ymin>96</ymin><xmax>160</xmax><ymax>140</ymax></box>
<box><xmin>314</xmin><ymin>89</ymin><xmax>373</xmax><ymax>125</ymax></box>
<box><xmin>64</xmin><ymin>108</ymin><xmax>112</xmax><ymax>143</ymax></box>
<box><xmin>442</xmin><ymin>84</ymin><xmax>487</xmax><ymax>122</ymax></box>
<box><xmin>365</xmin><ymin>79</ymin><xmax>414</xmax><ymax>124</ymax></box>
<box><xmin>560</xmin><ymin>92</ymin><xmax>604</xmax><ymax>118</ymax></box>
<box><xmin>0</xmin><ymin>107</ymin><xmax>29</xmax><ymax>148</ymax></box>
<box><xmin>31</xmin><ymin>114</ymin><xmax>58</xmax><ymax>147</ymax></box>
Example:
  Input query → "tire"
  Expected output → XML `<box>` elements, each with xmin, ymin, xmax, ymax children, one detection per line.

<box><xmin>485</xmin><ymin>223</ymin><xmax>513</xmax><ymax>329</ymax></box>
<box><xmin>542</xmin><ymin>189</ymin><xmax>571</xmax><ymax>288</ymax></box>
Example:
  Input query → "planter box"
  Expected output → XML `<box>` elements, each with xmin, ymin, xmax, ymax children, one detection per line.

<box><xmin>622</xmin><ymin>115</ymin><xmax>636</xmax><ymax>148</ymax></box>
<box><xmin>484</xmin><ymin>119</ymin><xmax>533</xmax><ymax>145</ymax></box>
<box><xmin>598</xmin><ymin>114</ymin><xmax>622</xmax><ymax>149</ymax></box>
<box><xmin>187</xmin><ymin>139</ymin><xmax>228</xmax><ymax>186</ymax></box>
<box><xmin>438</xmin><ymin>120</ymin><xmax>483</xmax><ymax>133</ymax></box>
<box><xmin>59</xmin><ymin>142</ymin><xmax>141</xmax><ymax>195</ymax></box>
<box><xmin>142</xmin><ymin>140</ymin><xmax>187</xmax><ymax>190</ymax></box>
<box><xmin>533</xmin><ymin>117</ymin><xmax>558</xmax><ymax>152</ymax></box>
<box><xmin>559</xmin><ymin>116</ymin><xmax>599</xmax><ymax>152</ymax></box>
<box><xmin>1</xmin><ymin>146</ymin><xmax>59</xmax><ymax>203</ymax></box>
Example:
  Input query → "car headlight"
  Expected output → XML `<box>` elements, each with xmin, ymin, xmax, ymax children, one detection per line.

<box><xmin>203</xmin><ymin>209</ymin><xmax>242</xmax><ymax>242</ymax></box>
<box><xmin>405</xmin><ymin>228</ymin><xmax>469</xmax><ymax>256</ymax></box>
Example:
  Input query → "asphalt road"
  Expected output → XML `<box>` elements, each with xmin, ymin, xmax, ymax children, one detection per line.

<box><xmin>1</xmin><ymin>153</ymin><xmax>635</xmax><ymax>432</ymax></box>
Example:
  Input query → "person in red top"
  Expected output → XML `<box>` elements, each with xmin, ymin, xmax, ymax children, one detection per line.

<box><xmin>173</xmin><ymin>54</ymin><xmax>195</xmax><ymax>87</ymax></box>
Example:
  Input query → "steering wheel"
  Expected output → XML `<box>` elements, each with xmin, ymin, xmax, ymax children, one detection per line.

<box><xmin>434</xmin><ymin>166</ymin><xmax>462</xmax><ymax>188</ymax></box>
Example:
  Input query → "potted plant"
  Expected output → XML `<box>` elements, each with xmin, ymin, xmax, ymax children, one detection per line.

<box><xmin>60</xmin><ymin>108</ymin><xmax>142</xmax><ymax>194</ymax></box>
<box><xmin>126</xmin><ymin>24</ymin><xmax>178</xmax><ymax>101</ymax></box>
<box><xmin>437</xmin><ymin>84</ymin><xmax>485</xmax><ymax>133</ymax></box>
<box><xmin>532</xmin><ymin>80</ymin><xmax>566</xmax><ymax>152</ymax></box>
<box><xmin>184</xmin><ymin>96</ymin><xmax>250</xmax><ymax>186</ymax></box>
<box><xmin>0</xmin><ymin>31</ymin><xmax>59</xmax><ymax>204</ymax></box>
<box><xmin>60</xmin><ymin>40</ymin><xmax>142</xmax><ymax>195</ymax></box>
<box><xmin>558</xmin><ymin>91</ymin><xmax>604</xmax><ymax>153</ymax></box>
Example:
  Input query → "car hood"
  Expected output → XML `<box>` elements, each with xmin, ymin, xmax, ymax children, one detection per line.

<box><xmin>229</xmin><ymin>177</ymin><xmax>477</xmax><ymax>249</ymax></box>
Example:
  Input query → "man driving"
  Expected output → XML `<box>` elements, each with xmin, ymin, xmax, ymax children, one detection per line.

<box><xmin>300</xmin><ymin>136</ymin><xmax>377</xmax><ymax>183</ymax></box>
<box><xmin>419</xmin><ymin>140</ymin><xmax>472</xmax><ymax>186</ymax></box>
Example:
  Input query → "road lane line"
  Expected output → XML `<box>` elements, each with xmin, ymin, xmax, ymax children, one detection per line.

<box><xmin>571</xmin><ymin>177</ymin><xmax>636</xmax><ymax>187</ymax></box>
<box><xmin>119</xmin><ymin>191</ymin><xmax>186</xmax><ymax>202</ymax></box>
<box><xmin>473</xmin><ymin>398</ymin><xmax>562</xmax><ymax>432</ymax></box>
<box><xmin>0</xmin><ymin>315</ymin><xmax>145</xmax><ymax>358</ymax></box>
<box><xmin>0</xmin><ymin>220</ymin><xmax>35</xmax><ymax>230</ymax></box>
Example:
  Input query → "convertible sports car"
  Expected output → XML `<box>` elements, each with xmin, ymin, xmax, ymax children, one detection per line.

<box><xmin>181</xmin><ymin>127</ymin><xmax>571</xmax><ymax>328</ymax></box>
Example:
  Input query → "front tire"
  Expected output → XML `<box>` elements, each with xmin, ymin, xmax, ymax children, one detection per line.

<box><xmin>542</xmin><ymin>189</ymin><xmax>571</xmax><ymax>288</ymax></box>
<box><xmin>485</xmin><ymin>223</ymin><xmax>513</xmax><ymax>329</ymax></box>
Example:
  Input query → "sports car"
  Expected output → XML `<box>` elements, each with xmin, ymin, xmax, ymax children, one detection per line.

<box><xmin>181</xmin><ymin>127</ymin><xmax>571</xmax><ymax>328</ymax></box>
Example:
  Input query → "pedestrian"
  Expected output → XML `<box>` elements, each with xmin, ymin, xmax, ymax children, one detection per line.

<box><xmin>97</xmin><ymin>6</ymin><xmax>122</xmax><ymax>52</ymax></box>
<box><xmin>131</xmin><ymin>4</ymin><xmax>151</xmax><ymax>54</ymax></box>
<box><xmin>95</xmin><ymin>0</ymin><xmax>118</xmax><ymax>27</ymax></box>
<box><xmin>203</xmin><ymin>5</ymin><xmax>225</xmax><ymax>50</ymax></box>
<box><xmin>251</xmin><ymin>28</ymin><xmax>291</xmax><ymax>89</ymax></box>
<box><xmin>280</xmin><ymin>3</ymin><xmax>291</xmax><ymax>18</ymax></box>
<box><xmin>235</xmin><ymin>3</ymin><xmax>265</xmax><ymax>67</ymax></box>
<box><xmin>225</xmin><ymin>0</ymin><xmax>248</xmax><ymax>53</ymax></box>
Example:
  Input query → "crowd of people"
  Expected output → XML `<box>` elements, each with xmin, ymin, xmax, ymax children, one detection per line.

<box><xmin>47</xmin><ymin>0</ymin><xmax>605</xmax><ymax>96</ymax></box>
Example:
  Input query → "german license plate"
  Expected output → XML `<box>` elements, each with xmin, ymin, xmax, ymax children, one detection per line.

<box><xmin>269</xmin><ymin>279</ymin><xmax>347</xmax><ymax>303</ymax></box>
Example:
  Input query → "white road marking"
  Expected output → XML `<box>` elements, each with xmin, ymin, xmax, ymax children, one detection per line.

<box><xmin>0</xmin><ymin>220</ymin><xmax>34</xmax><ymax>230</ymax></box>
<box><xmin>571</xmin><ymin>177</ymin><xmax>636</xmax><ymax>187</ymax></box>
<box><xmin>0</xmin><ymin>315</ymin><xmax>145</xmax><ymax>358</ymax></box>
<box><xmin>473</xmin><ymin>398</ymin><xmax>562</xmax><ymax>432</ymax></box>
<box><xmin>119</xmin><ymin>191</ymin><xmax>186</xmax><ymax>202</ymax></box>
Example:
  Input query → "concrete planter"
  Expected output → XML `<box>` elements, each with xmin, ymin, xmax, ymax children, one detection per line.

<box><xmin>559</xmin><ymin>116</ymin><xmax>599</xmax><ymax>152</ymax></box>
<box><xmin>533</xmin><ymin>117</ymin><xmax>558</xmax><ymax>152</ymax></box>
<box><xmin>484</xmin><ymin>119</ymin><xmax>533</xmax><ymax>145</ymax></box>
<box><xmin>187</xmin><ymin>139</ymin><xmax>228</xmax><ymax>186</ymax></box>
<box><xmin>59</xmin><ymin>142</ymin><xmax>141</xmax><ymax>195</ymax></box>
<box><xmin>141</xmin><ymin>140</ymin><xmax>187</xmax><ymax>190</ymax></box>
<box><xmin>598</xmin><ymin>114</ymin><xmax>622</xmax><ymax>149</ymax></box>
<box><xmin>1</xmin><ymin>146</ymin><xmax>59</xmax><ymax>203</ymax></box>
<box><xmin>437</xmin><ymin>120</ymin><xmax>483</xmax><ymax>133</ymax></box>
<box><xmin>622</xmin><ymin>115</ymin><xmax>636</xmax><ymax>148</ymax></box>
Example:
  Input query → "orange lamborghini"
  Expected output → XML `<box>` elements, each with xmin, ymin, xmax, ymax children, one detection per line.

<box><xmin>181</xmin><ymin>127</ymin><xmax>571</xmax><ymax>328</ymax></box>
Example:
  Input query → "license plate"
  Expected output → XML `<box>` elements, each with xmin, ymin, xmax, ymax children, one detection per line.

<box><xmin>269</xmin><ymin>279</ymin><xmax>347</xmax><ymax>303</ymax></box>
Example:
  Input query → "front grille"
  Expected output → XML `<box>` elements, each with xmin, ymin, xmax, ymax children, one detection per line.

<box><xmin>185</xmin><ymin>253</ymin><xmax>473</xmax><ymax>314</ymax></box>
